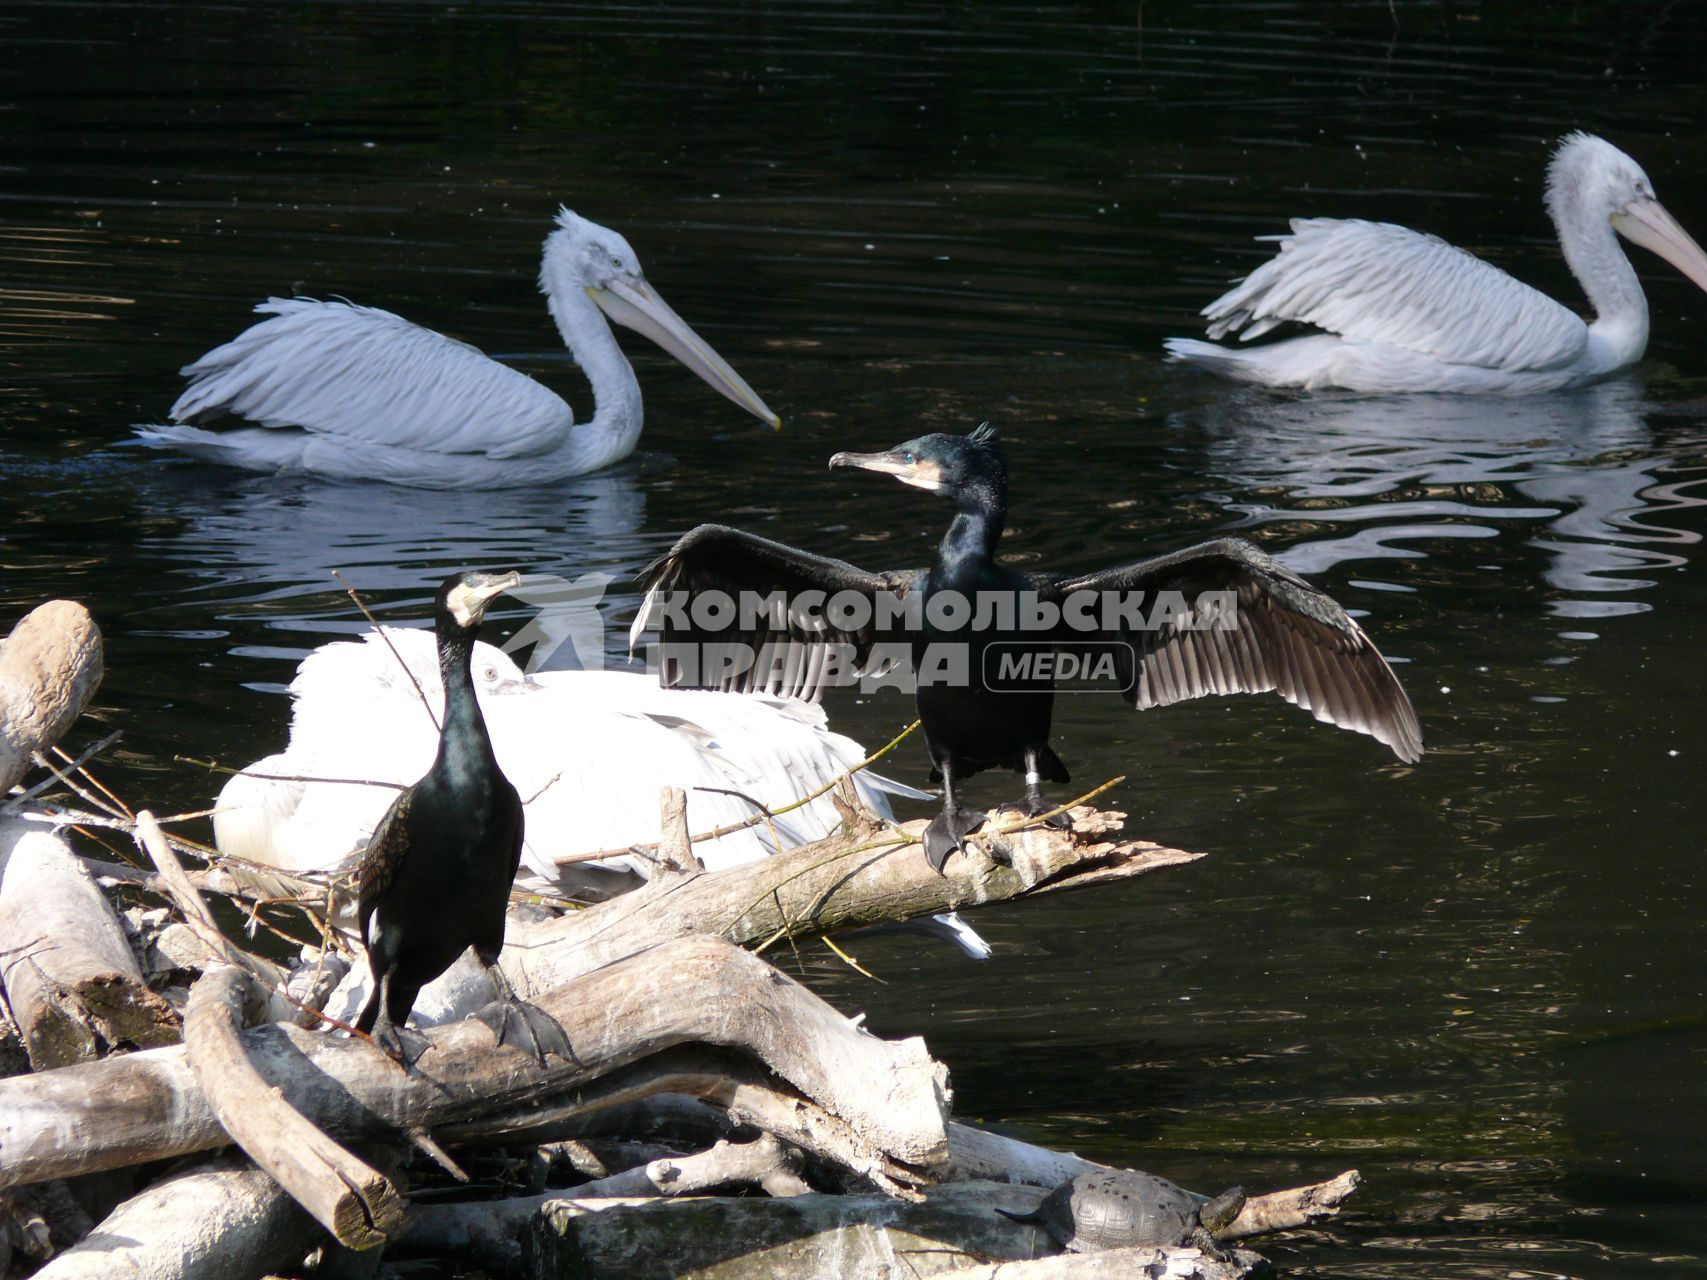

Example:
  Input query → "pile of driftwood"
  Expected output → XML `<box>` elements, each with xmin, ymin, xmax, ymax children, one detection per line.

<box><xmin>0</xmin><ymin>600</ymin><xmax>1359</xmax><ymax>1278</ymax></box>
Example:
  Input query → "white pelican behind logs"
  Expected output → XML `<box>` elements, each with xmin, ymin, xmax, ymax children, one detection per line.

<box><xmin>135</xmin><ymin>209</ymin><xmax>780</xmax><ymax>488</ymax></box>
<box><xmin>1165</xmin><ymin>133</ymin><xmax>1707</xmax><ymax>394</ymax></box>
<box><xmin>214</xmin><ymin>628</ymin><xmax>992</xmax><ymax>979</ymax></box>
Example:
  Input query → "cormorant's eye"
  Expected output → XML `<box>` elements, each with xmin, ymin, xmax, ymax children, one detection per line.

<box><xmin>902</xmin><ymin>451</ymin><xmax>917</xmax><ymax>464</ymax></box>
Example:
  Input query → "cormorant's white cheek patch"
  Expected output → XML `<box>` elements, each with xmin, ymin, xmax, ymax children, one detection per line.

<box><xmin>897</xmin><ymin>460</ymin><xmax>946</xmax><ymax>491</ymax></box>
<box><xmin>447</xmin><ymin>583</ymin><xmax>482</xmax><ymax>627</ymax></box>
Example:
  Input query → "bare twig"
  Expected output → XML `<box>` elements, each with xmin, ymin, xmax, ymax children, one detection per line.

<box><xmin>332</xmin><ymin>570</ymin><xmax>440</xmax><ymax>733</ymax></box>
<box><xmin>1</xmin><ymin>731</ymin><xmax>122</xmax><ymax>815</ymax></box>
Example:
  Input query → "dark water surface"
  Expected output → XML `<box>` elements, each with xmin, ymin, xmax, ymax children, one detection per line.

<box><xmin>6</xmin><ymin>2</ymin><xmax>1707</xmax><ymax>1275</ymax></box>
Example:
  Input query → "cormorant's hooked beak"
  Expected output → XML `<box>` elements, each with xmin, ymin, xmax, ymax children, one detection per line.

<box><xmin>448</xmin><ymin>570</ymin><xmax>522</xmax><ymax>628</ymax></box>
<box><xmin>1612</xmin><ymin>197</ymin><xmax>1707</xmax><ymax>295</ymax></box>
<box><xmin>829</xmin><ymin>449</ymin><xmax>944</xmax><ymax>492</ymax></box>
<box><xmin>589</xmin><ymin>277</ymin><xmax>782</xmax><ymax>429</ymax></box>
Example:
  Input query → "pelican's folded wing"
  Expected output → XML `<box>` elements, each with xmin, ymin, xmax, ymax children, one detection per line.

<box><xmin>171</xmin><ymin>298</ymin><xmax>572</xmax><ymax>459</ymax></box>
<box><xmin>1203</xmin><ymin>218</ymin><xmax>1588</xmax><ymax>372</ymax></box>
<box><xmin>1041</xmin><ymin>537</ymin><xmax>1423</xmax><ymax>763</ymax></box>
<box><xmin>631</xmin><ymin>524</ymin><xmax>921</xmax><ymax>701</ymax></box>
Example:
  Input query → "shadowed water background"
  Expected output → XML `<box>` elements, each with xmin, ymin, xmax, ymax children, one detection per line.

<box><xmin>5</xmin><ymin>2</ymin><xmax>1707</xmax><ymax>1274</ymax></box>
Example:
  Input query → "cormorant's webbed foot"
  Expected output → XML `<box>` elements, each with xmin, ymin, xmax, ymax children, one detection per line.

<box><xmin>474</xmin><ymin>996</ymin><xmax>575</xmax><ymax>1067</ymax></box>
<box><xmin>996</xmin><ymin>797</ymin><xmax>1073</xmax><ymax>831</ymax></box>
<box><xmin>1028</xmin><ymin>799</ymin><xmax>1073</xmax><ymax>831</ymax></box>
<box><xmin>922</xmin><ymin>805</ymin><xmax>986</xmax><ymax>874</ymax></box>
<box><xmin>476</xmin><ymin>964</ymin><xmax>576</xmax><ymax>1067</ymax></box>
<box><xmin>368</xmin><ymin>1020</ymin><xmax>432</xmax><ymax>1073</ymax></box>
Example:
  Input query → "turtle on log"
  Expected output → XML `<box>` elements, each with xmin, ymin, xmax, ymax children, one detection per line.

<box><xmin>998</xmin><ymin>1169</ymin><xmax>1246</xmax><ymax>1258</ymax></box>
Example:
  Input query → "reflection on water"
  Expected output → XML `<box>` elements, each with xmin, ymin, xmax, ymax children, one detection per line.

<box><xmin>1181</xmin><ymin>377</ymin><xmax>1707</xmax><ymax>618</ymax></box>
<box><xmin>122</xmin><ymin>459</ymin><xmax>652</xmax><ymax>660</ymax></box>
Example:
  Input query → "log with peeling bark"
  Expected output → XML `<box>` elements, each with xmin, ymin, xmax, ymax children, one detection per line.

<box><xmin>0</xmin><ymin>935</ymin><xmax>948</xmax><ymax>1193</ymax></box>
<box><xmin>0</xmin><ymin>819</ymin><xmax>179</xmax><ymax>1070</ymax></box>
<box><xmin>0</xmin><ymin>600</ymin><xmax>103</xmax><ymax>797</ymax></box>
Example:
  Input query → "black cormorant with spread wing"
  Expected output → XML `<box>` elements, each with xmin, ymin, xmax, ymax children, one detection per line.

<box><xmin>633</xmin><ymin>425</ymin><xmax>1422</xmax><ymax>872</ymax></box>
<box><xmin>355</xmin><ymin>569</ymin><xmax>568</xmax><ymax>1068</ymax></box>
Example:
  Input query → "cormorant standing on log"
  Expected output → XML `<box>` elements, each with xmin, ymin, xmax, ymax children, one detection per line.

<box><xmin>634</xmin><ymin>425</ymin><xmax>1422</xmax><ymax>872</ymax></box>
<box><xmin>355</xmin><ymin>570</ymin><xmax>568</xmax><ymax>1067</ymax></box>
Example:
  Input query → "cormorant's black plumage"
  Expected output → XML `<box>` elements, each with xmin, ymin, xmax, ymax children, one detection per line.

<box><xmin>637</xmin><ymin>425</ymin><xmax>1422</xmax><ymax>873</ymax></box>
<box><xmin>354</xmin><ymin>569</ymin><xmax>561</xmax><ymax>1065</ymax></box>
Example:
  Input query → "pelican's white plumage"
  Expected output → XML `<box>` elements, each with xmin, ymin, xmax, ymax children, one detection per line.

<box><xmin>216</xmin><ymin>627</ymin><xmax>926</xmax><ymax>889</ymax></box>
<box><xmin>1166</xmin><ymin>134</ymin><xmax>1707</xmax><ymax>394</ymax></box>
<box><xmin>219</xmin><ymin>628</ymin><xmax>990</xmax><ymax>1026</ymax></box>
<box><xmin>136</xmin><ymin>210</ymin><xmax>780</xmax><ymax>488</ymax></box>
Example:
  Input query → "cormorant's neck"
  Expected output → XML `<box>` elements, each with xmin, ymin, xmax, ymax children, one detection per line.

<box><xmin>1549</xmin><ymin>186</ymin><xmax>1649</xmax><ymax>368</ymax></box>
<box><xmin>436</xmin><ymin>622</ymin><xmax>495</xmax><ymax>768</ymax></box>
<box><xmin>933</xmin><ymin>476</ymin><xmax>1007</xmax><ymax>588</ymax></box>
<box><xmin>540</xmin><ymin>232</ymin><xmax>646</xmax><ymax>471</ymax></box>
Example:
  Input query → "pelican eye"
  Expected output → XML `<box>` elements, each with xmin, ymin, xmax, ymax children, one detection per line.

<box><xmin>610</xmin><ymin>256</ymin><xmax>624</xmax><ymax>269</ymax></box>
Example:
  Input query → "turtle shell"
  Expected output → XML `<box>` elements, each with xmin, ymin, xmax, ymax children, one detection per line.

<box><xmin>1032</xmin><ymin>1170</ymin><xmax>1205</xmax><ymax>1252</ymax></box>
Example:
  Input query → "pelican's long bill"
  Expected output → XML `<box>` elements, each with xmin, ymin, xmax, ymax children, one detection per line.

<box><xmin>1612</xmin><ymin>197</ymin><xmax>1707</xmax><ymax>295</ymax></box>
<box><xmin>590</xmin><ymin>278</ymin><xmax>781</xmax><ymax>429</ymax></box>
<box><xmin>829</xmin><ymin>448</ymin><xmax>944</xmax><ymax>491</ymax></box>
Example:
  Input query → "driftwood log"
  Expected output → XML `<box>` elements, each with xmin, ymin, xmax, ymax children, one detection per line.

<box><xmin>0</xmin><ymin>600</ymin><xmax>103</xmax><ymax>796</ymax></box>
<box><xmin>509</xmin><ymin>804</ymin><xmax>1200</xmax><ymax>997</ymax></box>
<box><xmin>29</xmin><ymin>1158</ymin><xmax>324</xmax><ymax>1280</ymax></box>
<box><xmin>0</xmin><ymin>820</ymin><xmax>178</xmax><ymax>1070</ymax></box>
<box><xmin>523</xmin><ymin>1180</ymin><xmax>1277</xmax><ymax>1280</ymax></box>
<box><xmin>396</xmin><ymin>1159</ymin><xmax>1354</xmax><ymax>1277</ymax></box>
<box><xmin>183</xmin><ymin>964</ymin><xmax>404</xmax><ymax>1249</ymax></box>
<box><xmin>0</xmin><ymin>935</ymin><xmax>948</xmax><ymax>1195</ymax></box>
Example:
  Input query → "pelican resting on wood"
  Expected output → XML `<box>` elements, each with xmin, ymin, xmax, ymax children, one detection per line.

<box><xmin>1165</xmin><ymin>133</ymin><xmax>1707</xmax><ymax>394</ymax></box>
<box><xmin>216</xmin><ymin>626</ymin><xmax>989</xmax><ymax>1027</ymax></box>
<box><xmin>635</xmin><ymin>424</ymin><xmax>1422</xmax><ymax>872</ymax></box>
<box><xmin>135</xmin><ymin>209</ymin><xmax>779</xmax><ymax>488</ymax></box>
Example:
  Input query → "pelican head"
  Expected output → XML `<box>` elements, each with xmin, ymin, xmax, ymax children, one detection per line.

<box><xmin>1548</xmin><ymin>132</ymin><xmax>1707</xmax><ymax>295</ymax></box>
<box><xmin>542</xmin><ymin>208</ymin><xmax>781</xmax><ymax>429</ymax></box>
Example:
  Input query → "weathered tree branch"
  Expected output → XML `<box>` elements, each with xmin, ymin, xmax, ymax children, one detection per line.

<box><xmin>0</xmin><ymin>601</ymin><xmax>103</xmax><ymax>796</ymax></box>
<box><xmin>0</xmin><ymin>936</ymin><xmax>947</xmax><ymax>1192</ymax></box>
<box><xmin>183</xmin><ymin>964</ymin><xmax>404</xmax><ymax>1249</ymax></box>
<box><xmin>29</xmin><ymin>1158</ymin><xmax>324</xmax><ymax>1280</ymax></box>
<box><xmin>574</xmin><ymin>1132</ymin><xmax>810</xmax><ymax>1199</ymax></box>
<box><xmin>508</xmin><ymin>805</ymin><xmax>1201</xmax><ymax>997</ymax></box>
<box><xmin>439</xmin><ymin>1047</ymin><xmax>940</xmax><ymax>1197</ymax></box>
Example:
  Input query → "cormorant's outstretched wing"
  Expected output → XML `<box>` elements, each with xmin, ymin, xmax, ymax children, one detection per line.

<box><xmin>631</xmin><ymin>524</ymin><xmax>922</xmax><ymax>701</ymax></box>
<box><xmin>1041</xmin><ymin>537</ymin><xmax>1422</xmax><ymax>762</ymax></box>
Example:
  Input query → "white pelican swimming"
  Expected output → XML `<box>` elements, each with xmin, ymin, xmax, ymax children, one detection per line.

<box><xmin>134</xmin><ymin>209</ymin><xmax>780</xmax><ymax>488</ymax></box>
<box><xmin>216</xmin><ymin>628</ymin><xmax>991</xmax><ymax>965</ymax></box>
<box><xmin>1165</xmin><ymin>133</ymin><xmax>1707</xmax><ymax>394</ymax></box>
